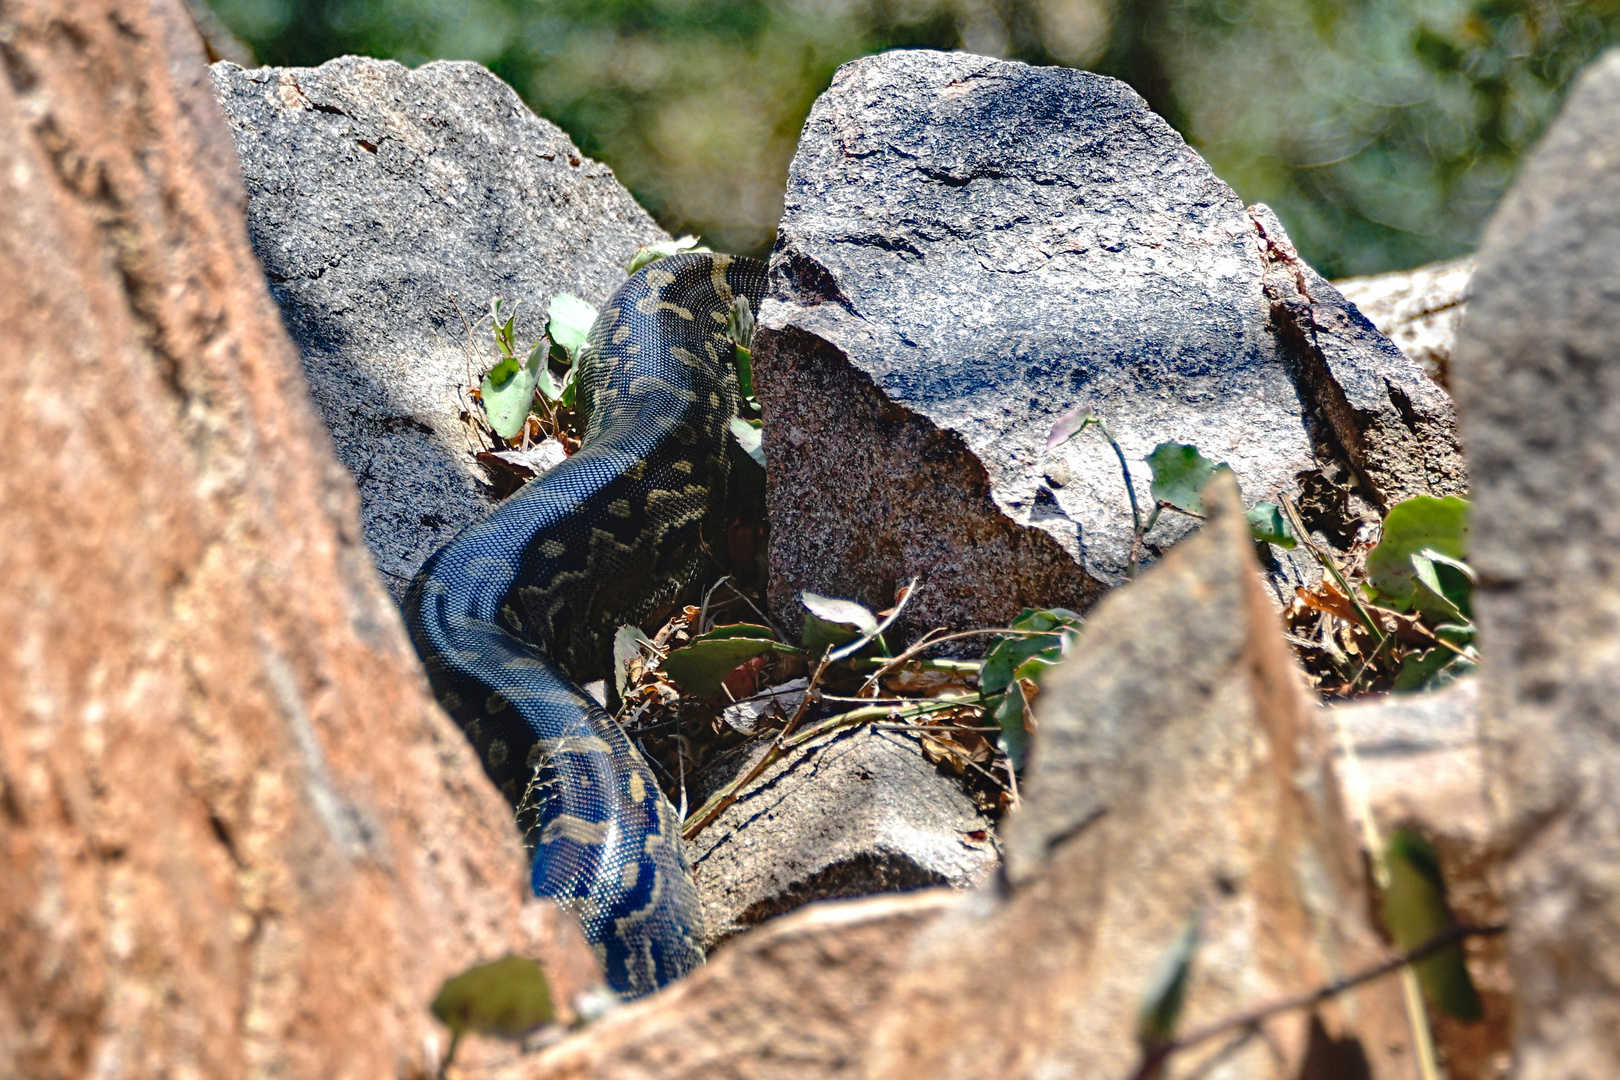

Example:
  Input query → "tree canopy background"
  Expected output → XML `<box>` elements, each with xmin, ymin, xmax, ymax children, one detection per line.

<box><xmin>201</xmin><ymin>0</ymin><xmax>1620</xmax><ymax>277</ymax></box>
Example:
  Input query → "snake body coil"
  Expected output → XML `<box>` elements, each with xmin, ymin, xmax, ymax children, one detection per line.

<box><xmin>404</xmin><ymin>253</ymin><xmax>768</xmax><ymax>997</ymax></box>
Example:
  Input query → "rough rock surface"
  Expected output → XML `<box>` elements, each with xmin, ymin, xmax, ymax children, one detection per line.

<box><xmin>755</xmin><ymin>50</ymin><xmax>1464</xmax><ymax>637</ymax></box>
<box><xmin>1250</xmin><ymin>204</ymin><xmax>1467</xmax><ymax>507</ymax></box>
<box><xmin>1326</xmin><ymin>680</ymin><xmax>1489</xmax><ymax>845</ymax></box>
<box><xmin>864</xmin><ymin>475</ymin><xmax>1416</xmax><ymax>1080</ymax></box>
<box><xmin>487</xmin><ymin>890</ymin><xmax>959</xmax><ymax>1080</ymax></box>
<box><xmin>211</xmin><ymin>57</ymin><xmax>667</xmax><ymax>597</ymax></box>
<box><xmin>1451</xmin><ymin>47</ymin><xmax>1620</xmax><ymax>1080</ymax></box>
<box><xmin>687</xmin><ymin>725</ymin><xmax>997</xmax><ymax>946</ymax></box>
<box><xmin>0</xmin><ymin>3</ymin><xmax>579</xmax><ymax>1076</ymax></box>
<box><xmin>1324</xmin><ymin>681</ymin><xmax>1514</xmax><ymax>1080</ymax></box>
<box><xmin>1336</xmin><ymin>257</ymin><xmax>1473</xmax><ymax>387</ymax></box>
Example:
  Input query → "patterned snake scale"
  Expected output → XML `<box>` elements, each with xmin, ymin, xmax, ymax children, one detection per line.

<box><xmin>404</xmin><ymin>253</ymin><xmax>767</xmax><ymax>997</ymax></box>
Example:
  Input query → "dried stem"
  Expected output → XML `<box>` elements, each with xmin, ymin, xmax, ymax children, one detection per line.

<box><xmin>1124</xmin><ymin>923</ymin><xmax>1506</xmax><ymax>1080</ymax></box>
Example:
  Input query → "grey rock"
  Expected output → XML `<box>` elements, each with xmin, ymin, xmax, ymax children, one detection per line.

<box><xmin>688</xmin><ymin>724</ymin><xmax>998</xmax><ymax>948</ymax></box>
<box><xmin>755</xmin><ymin>50</ymin><xmax>1463</xmax><ymax>638</ymax></box>
<box><xmin>210</xmin><ymin>57</ymin><xmax>666</xmax><ymax>596</ymax></box>
<box><xmin>1335</xmin><ymin>257</ymin><xmax>1474</xmax><ymax>387</ymax></box>
<box><xmin>1328</xmin><ymin>676</ymin><xmax>1479</xmax><ymax>761</ymax></box>
<box><xmin>1452</xmin><ymin>48</ymin><xmax>1620</xmax><ymax>1080</ymax></box>
<box><xmin>1323</xmin><ymin>679</ymin><xmax>1493</xmax><ymax>849</ymax></box>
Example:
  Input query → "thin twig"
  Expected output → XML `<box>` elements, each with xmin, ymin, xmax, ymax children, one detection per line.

<box><xmin>698</xmin><ymin>575</ymin><xmax>732</xmax><ymax>636</ymax></box>
<box><xmin>682</xmin><ymin>652</ymin><xmax>833</xmax><ymax>840</ymax></box>
<box><xmin>784</xmin><ymin>697</ymin><xmax>976</xmax><ymax>750</ymax></box>
<box><xmin>675</xmin><ymin>708</ymin><xmax>688</xmax><ymax>821</ymax></box>
<box><xmin>1281</xmin><ymin>497</ymin><xmax>1385</xmax><ymax>642</ymax></box>
<box><xmin>874</xmin><ymin>725</ymin><xmax>997</xmax><ymax>735</ymax></box>
<box><xmin>826</xmin><ymin>577</ymin><xmax>921</xmax><ymax>663</ymax></box>
<box><xmin>823</xmin><ymin>694</ymin><xmax>975</xmax><ymax>705</ymax></box>
<box><xmin>1125</xmin><ymin>923</ymin><xmax>1504</xmax><ymax>1080</ymax></box>
<box><xmin>855</xmin><ymin>627</ymin><xmax>1062</xmax><ymax>696</ymax></box>
<box><xmin>716</xmin><ymin>578</ymin><xmax>791</xmax><ymax>641</ymax></box>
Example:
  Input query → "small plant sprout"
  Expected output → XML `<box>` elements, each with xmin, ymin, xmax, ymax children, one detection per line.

<box><xmin>478</xmin><ymin>293</ymin><xmax>599</xmax><ymax>441</ymax></box>
<box><xmin>1045</xmin><ymin>408</ymin><xmax>1296</xmax><ymax>575</ymax></box>
<box><xmin>480</xmin><ymin>298</ymin><xmax>546</xmax><ymax>440</ymax></box>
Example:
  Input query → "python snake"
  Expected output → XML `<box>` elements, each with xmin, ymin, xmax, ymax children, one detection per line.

<box><xmin>404</xmin><ymin>252</ymin><xmax>768</xmax><ymax>997</ymax></box>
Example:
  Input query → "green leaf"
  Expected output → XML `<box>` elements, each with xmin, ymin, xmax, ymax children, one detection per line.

<box><xmin>546</xmin><ymin>293</ymin><xmax>598</xmax><ymax>366</ymax></box>
<box><xmin>734</xmin><ymin>344</ymin><xmax>756</xmax><ymax>400</ymax></box>
<box><xmin>1381</xmin><ymin>829</ymin><xmax>1483</xmax><ymax>1022</ymax></box>
<box><xmin>981</xmin><ymin>608</ymin><xmax>1079</xmax><ymax>695</ymax></box>
<box><xmin>1146</xmin><ymin>443</ymin><xmax>1232</xmax><ymax>516</ymax></box>
<box><xmin>981</xmin><ymin>634</ymin><xmax>1054</xmax><ymax>697</ymax></box>
<box><xmin>800</xmin><ymin>612</ymin><xmax>861</xmax><ymax>661</ymax></box>
<box><xmin>536</xmin><ymin>357</ymin><xmax>576</xmax><ymax>405</ymax></box>
<box><xmin>1245</xmin><ymin>501</ymin><xmax>1297</xmax><ymax>548</ymax></box>
<box><xmin>626</xmin><ymin>235</ymin><xmax>709</xmax><ymax>274</ymax></box>
<box><xmin>1432</xmin><ymin>622</ymin><xmax>1475</xmax><ymax>648</ymax></box>
<box><xmin>1365</xmin><ymin>496</ymin><xmax>1470</xmax><ymax>612</ymax></box>
<box><xmin>1393</xmin><ymin>644</ymin><xmax>1475</xmax><ymax>693</ymax></box>
<box><xmin>431</xmin><ymin>954</ymin><xmax>554</xmax><ymax>1047</ymax></box>
<box><xmin>662</xmin><ymin>636</ymin><xmax>789</xmax><ymax>698</ymax></box>
<box><xmin>486</xmin><ymin>353</ymin><xmax>520</xmax><ymax>386</ymax></box>
<box><xmin>481</xmin><ymin>349</ymin><xmax>542</xmax><ymax>439</ymax></box>
<box><xmin>979</xmin><ymin>608</ymin><xmax>1081</xmax><ymax>770</ymax></box>
<box><xmin>800</xmin><ymin>612</ymin><xmax>861</xmax><ymax>663</ymax></box>
<box><xmin>993</xmin><ymin>691</ymin><xmax>1031</xmax><ymax>771</ymax></box>
<box><xmin>1410</xmin><ymin>548</ymin><xmax>1474</xmax><ymax>621</ymax></box>
<box><xmin>730</xmin><ymin>416</ymin><xmax>765</xmax><ymax>468</ymax></box>
<box><xmin>1137</xmin><ymin>912</ymin><xmax>1202</xmax><ymax>1051</ymax></box>
<box><xmin>1410</xmin><ymin>557</ymin><xmax>1465</xmax><ymax>624</ymax></box>
<box><xmin>612</xmin><ymin>624</ymin><xmax>654</xmax><ymax>700</ymax></box>
<box><xmin>1045</xmin><ymin>405</ymin><xmax>1095</xmax><ymax>451</ymax></box>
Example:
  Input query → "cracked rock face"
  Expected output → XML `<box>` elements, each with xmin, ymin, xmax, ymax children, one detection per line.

<box><xmin>756</xmin><ymin>50</ymin><xmax>1464</xmax><ymax>636</ymax></box>
<box><xmin>211</xmin><ymin>57</ymin><xmax>666</xmax><ymax>597</ymax></box>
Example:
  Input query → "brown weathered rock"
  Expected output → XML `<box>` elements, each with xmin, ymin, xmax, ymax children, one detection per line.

<box><xmin>864</xmin><ymin>474</ymin><xmax>1416</xmax><ymax>1080</ymax></box>
<box><xmin>0</xmin><ymin>2</ymin><xmax>574</xmax><ymax>1076</ymax></box>
<box><xmin>1335</xmin><ymin>258</ymin><xmax>1474</xmax><ymax>388</ymax></box>
<box><xmin>1451</xmin><ymin>47</ymin><xmax>1620</xmax><ymax>1080</ymax></box>
<box><xmin>485</xmin><ymin>890</ymin><xmax>958</xmax><ymax>1080</ymax></box>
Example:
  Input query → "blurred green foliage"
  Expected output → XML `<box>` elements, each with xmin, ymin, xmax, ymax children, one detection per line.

<box><xmin>204</xmin><ymin>0</ymin><xmax>1620</xmax><ymax>275</ymax></box>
